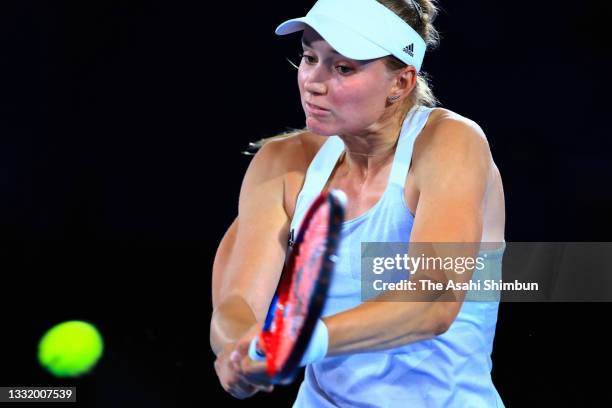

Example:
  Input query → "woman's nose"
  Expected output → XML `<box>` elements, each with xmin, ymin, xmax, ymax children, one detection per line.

<box><xmin>303</xmin><ymin>65</ymin><xmax>328</xmax><ymax>95</ymax></box>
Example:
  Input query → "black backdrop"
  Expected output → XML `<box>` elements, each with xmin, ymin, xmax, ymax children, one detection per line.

<box><xmin>1</xmin><ymin>1</ymin><xmax>611</xmax><ymax>406</ymax></box>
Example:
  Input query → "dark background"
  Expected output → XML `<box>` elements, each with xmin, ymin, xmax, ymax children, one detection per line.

<box><xmin>1</xmin><ymin>1</ymin><xmax>611</xmax><ymax>406</ymax></box>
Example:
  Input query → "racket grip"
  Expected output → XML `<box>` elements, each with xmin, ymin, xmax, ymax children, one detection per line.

<box><xmin>299</xmin><ymin>319</ymin><xmax>329</xmax><ymax>367</ymax></box>
<box><xmin>248</xmin><ymin>338</ymin><xmax>266</xmax><ymax>362</ymax></box>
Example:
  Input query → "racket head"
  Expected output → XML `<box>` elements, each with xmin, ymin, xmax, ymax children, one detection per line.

<box><xmin>260</xmin><ymin>189</ymin><xmax>346</xmax><ymax>383</ymax></box>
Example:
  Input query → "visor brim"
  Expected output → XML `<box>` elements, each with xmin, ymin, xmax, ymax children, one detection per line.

<box><xmin>275</xmin><ymin>15</ymin><xmax>390</xmax><ymax>61</ymax></box>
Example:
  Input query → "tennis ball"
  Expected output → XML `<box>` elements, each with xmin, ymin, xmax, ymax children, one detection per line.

<box><xmin>38</xmin><ymin>320</ymin><xmax>104</xmax><ymax>377</ymax></box>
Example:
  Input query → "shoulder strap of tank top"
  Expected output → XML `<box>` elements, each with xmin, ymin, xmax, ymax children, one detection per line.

<box><xmin>290</xmin><ymin>136</ymin><xmax>344</xmax><ymax>234</ymax></box>
<box><xmin>300</xmin><ymin>135</ymin><xmax>345</xmax><ymax>195</ymax></box>
<box><xmin>388</xmin><ymin>105</ymin><xmax>434</xmax><ymax>188</ymax></box>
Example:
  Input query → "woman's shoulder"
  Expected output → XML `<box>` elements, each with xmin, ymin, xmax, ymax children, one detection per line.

<box><xmin>246</xmin><ymin>130</ymin><xmax>327</xmax><ymax>219</ymax></box>
<box><xmin>412</xmin><ymin>107</ymin><xmax>493</xmax><ymax>186</ymax></box>
<box><xmin>251</xmin><ymin>130</ymin><xmax>327</xmax><ymax>174</ymax></box>
<box><xmin>415</xmin><ymin>107</ymin><xmax>491</xmax><ymax>163</ymax></box>
<box><xmin>427</xmin><ymin>107</ymin><xmax>487</xmax><ymax>140</ymax></box>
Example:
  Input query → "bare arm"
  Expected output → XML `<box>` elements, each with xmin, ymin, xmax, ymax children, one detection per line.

<box><xmin>323</xmin><ymin>118</ymin><xmax>492</xmax><ymax>356</ymax></box>
<box><xmin>210</xmin><ymin>140</ymin><xmax>292</xmax><ymax>356</ymax></box>
<box><xmin>212</xmin><ymin>217</ymin><xmax>238</xmax><ymax>309</ymax></box>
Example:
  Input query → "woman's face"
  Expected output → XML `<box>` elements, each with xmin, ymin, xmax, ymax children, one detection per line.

<box><xmin>298</xmin><ymin>27</ymin><xmax>396</xmax><ymax>136</ymax></box>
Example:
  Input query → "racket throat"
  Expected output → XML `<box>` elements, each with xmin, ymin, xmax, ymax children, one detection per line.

<box><xmin>288</xmin><ymin>228</ymin><xmax>295</xmax><ymax>248</ymax></box>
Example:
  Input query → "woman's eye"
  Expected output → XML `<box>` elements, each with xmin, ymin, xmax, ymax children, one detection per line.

<box><xmin>336</xmin><ymin>66</ymin><xmax>353</xmax><ymax>74</ymax></box>
<box><xmin>298</xmin><ymin>53</ymin><xmax>353</xmax><ymax>74</ymax></box>
<box><xmin>299</xmin><ymin>53</ymin><xmax>316</xmax><ymax>64</ymax></box>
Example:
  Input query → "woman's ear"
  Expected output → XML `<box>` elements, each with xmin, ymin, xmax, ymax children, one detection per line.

<box><xmin>391</xmin><ymin>66</ymin><xmax>418</xmax><ymax>99</ymax></box>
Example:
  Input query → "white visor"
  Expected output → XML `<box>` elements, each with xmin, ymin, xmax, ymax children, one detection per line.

<box><xmin>276</xmin><ymin>0</ymin><xmax>427</xmax><ymax>72</ymax></box>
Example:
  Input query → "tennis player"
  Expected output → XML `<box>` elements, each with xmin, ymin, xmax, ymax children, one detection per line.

<box><xmin>211</xmin><ymin>0</ymin><xmax>506</xmax><ymax>406</ymax></box>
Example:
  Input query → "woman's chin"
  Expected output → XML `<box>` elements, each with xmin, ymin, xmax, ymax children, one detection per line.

<box><xmin>305</xmin><ymin>118</ymin><xmax>337</xmax><ymax>136</ymax></box>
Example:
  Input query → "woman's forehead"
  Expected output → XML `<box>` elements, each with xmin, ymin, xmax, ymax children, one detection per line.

<box><xmin>301</xmin><ymin>27</ymin><xmax>334</xmax><ymax>52</ymax></box>
<box><xmin>301</xmin><ymin>27</ymin><xmax>380</xmax><ymax>66</ymax></box>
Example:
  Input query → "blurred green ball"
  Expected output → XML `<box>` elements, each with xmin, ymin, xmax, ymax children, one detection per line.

<box><xmin>38</xmin><ymin>320</ymin><xmax>104</xmax><ymax>377</ymax></box>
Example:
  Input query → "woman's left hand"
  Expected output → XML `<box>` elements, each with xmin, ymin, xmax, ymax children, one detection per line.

<box><xmin>214</xmin><ymin>323</ymin><xmax>273</xmax><ymax>399</ymax></box>
<box><xmin>232</xmin><ymin>323</ymin><xmax>275</xmax><ymax>389</ymax></box>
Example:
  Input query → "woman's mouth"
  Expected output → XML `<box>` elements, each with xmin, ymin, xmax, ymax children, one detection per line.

<box><xmin>305</xmin><ymin>102</ymin><xmax>330</xmax><ymax>115</ymax></box>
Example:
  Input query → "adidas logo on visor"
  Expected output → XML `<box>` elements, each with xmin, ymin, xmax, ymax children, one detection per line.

<box><xmin>403</xmin><ymin>43</ymin><xmax>414</xmax><ymax>57</ymax></box>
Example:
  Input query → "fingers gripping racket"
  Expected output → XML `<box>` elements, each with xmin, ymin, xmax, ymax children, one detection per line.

<box><xmin>249</xmin><ymin>189</ymin><xmax>346</xmax><ymax>384</ymax></box>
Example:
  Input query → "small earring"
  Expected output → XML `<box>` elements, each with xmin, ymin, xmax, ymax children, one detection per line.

<box><xmin>388</xmin><ymin>95</ymin><xmax>400</xmax><ymax>102</ymax></box>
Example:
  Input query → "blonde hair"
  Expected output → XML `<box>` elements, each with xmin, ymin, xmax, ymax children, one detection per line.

<box><xmin>245</xmin><ymin>0</ymin><xmax>441</xmax><ymax>154</ymax></box>
<box><xmin>377</xmin><ymin>0</ymin><xmax>441</xmax><ymax>108</ymax></box>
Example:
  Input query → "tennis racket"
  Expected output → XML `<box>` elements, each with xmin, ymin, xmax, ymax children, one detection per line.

<box><xmin>250</xmin><ymin>189</ymin><xmax>346</xmax><ymax>384</ymax></box>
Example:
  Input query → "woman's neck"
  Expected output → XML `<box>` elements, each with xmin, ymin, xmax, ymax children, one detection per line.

<box><xmin>338</xmin><ymin>102</ymin><xmax>415</xmax><ymax>174</ymax></box>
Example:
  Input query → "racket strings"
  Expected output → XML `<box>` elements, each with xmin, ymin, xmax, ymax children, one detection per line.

<box><xmin>266</xmin><ymin>203</ymin><xmax>331</xmax><ymax>376</ymax></box>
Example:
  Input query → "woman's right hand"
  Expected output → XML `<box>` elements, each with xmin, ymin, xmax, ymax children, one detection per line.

<box><xmin>214</xmin><ymin>339</ymin><xmax>273</xmax><ymax>399</ymax></box>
